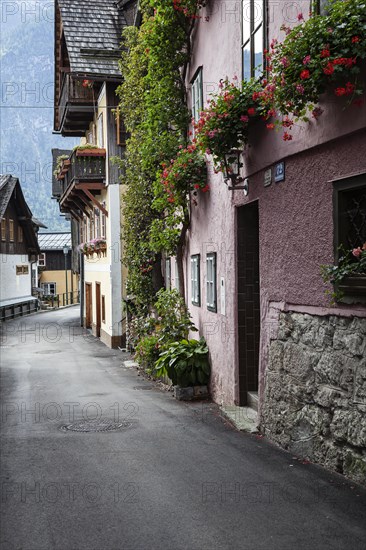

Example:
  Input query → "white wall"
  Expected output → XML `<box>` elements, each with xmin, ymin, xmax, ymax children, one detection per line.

<box><xmin>0</xmin><ymin>254</ymin><xmax>32</xmax><ymax>304</ymax></box>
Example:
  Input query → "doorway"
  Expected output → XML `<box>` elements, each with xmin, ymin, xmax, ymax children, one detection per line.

<box><xmin>237</xmin><ymin>202</ymin><xmax>260</xmax><ymax>406</ymax></box>
<box><xmin>95</xmin><ymin>282</ymin><xmax>101</xmax><ymax>338</ymax></box>
<box><xmin>85</xmin><ymin>283</ymin><xmax>92</xmax><ymax>329</ymax></box>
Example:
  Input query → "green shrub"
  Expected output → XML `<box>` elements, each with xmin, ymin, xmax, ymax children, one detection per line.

<box><xmin>134</xmin><ymin>335</ymin><xmax>161</xmax><ymax>370</ymax></box>
<box><xmin>154</xmin><ymin>338</ymin><xmax>210</xmax><ymax>387</ymax></box>
<box><xmin>154</xmin><ymin>288</ymin><xmax>197</xmax><ymax>346</ymax></box>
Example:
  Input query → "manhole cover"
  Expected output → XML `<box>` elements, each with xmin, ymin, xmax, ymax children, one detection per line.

<box><xmin>134</xmin><ymin>386</ymin><xmax>153</xmax><ymax>391</ymax></box>
<box><xmin>60</xmin><ymin>419</ymin><xmax>132</xmax><ymax>432</ymax></box>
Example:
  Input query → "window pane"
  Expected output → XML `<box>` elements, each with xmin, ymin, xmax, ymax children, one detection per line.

<box><xmin>253</xmin><ymin>0</ymin><xmax>263</xmax><ymax>26</ymax></box>
<box><xmin>242</xmin><ymin>0</ymin><xmax>251</xmax><ymax>44</ymax></box>
<box><xmin>243</xmin><ymin>45</ymin><xmax>251</xmax><ymax>81</ymax></box>
<box><xmin>254</xmin><ymin>23</ymin><xmax>263</xmax><ymax>77</ymax></box>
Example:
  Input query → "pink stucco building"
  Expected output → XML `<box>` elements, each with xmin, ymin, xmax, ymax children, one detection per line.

<box><xmin>170</xmin><ymin>0</ymin><xmax>366</xmax><ymax>483</ymax></box>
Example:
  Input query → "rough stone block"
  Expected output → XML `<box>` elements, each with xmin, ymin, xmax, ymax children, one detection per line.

<box><xmin>314</xmin><ymin>351</ymin><xmax>356</xmax><ymax>390</ymax></box>
<box><xmin>283</xmin><ymin>343</ymin><xmax>318</xmax><ymax>381</ymax></box>
<box><xmin>330</xmin><ymin>409</ymin><xmax>366</xmax><ymax>448</ymax></box>
<box><xmin>354</xmin><ymin>360</ymin><xmax>366</xmax><ymax>406</ymax></box>
<box><xmin>173</xmin><ymin>386</ymin><xmax>194</xmax><ymax>401</ymax></box>
<box><xmin>193</xmin><ymin>385</ymin><xmax>209</xmax><ymax>397</ymax></box>
<box><xmin>343</xmin><ymin>449</ymin><xmax>366</xmax><ymax>485</ymax></box>
<box><xmin>313</xmin><ymin>385</ymin><xmax>348</xmax><ymax>409</ymax></box>
<box><xmin>268</xmin><ymin>341</ymin><xmax>284</xmax><ymax>372</ymax></box>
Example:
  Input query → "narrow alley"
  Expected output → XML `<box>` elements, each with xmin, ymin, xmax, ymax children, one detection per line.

<box><xmin>1</xmin><ymin>307</ymin><xmax>366</xmax><ymax>550</ymax></box>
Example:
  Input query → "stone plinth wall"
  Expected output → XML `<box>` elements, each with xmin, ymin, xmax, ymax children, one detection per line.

<box><xmin>261</xmin><ymin>312</ymin><xmax>366</xmax><ymax>485</ymax></box>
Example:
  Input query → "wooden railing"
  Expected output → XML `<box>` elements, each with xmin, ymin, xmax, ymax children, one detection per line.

<box><xmin>59</xmin><ymin>73</ymin><xmax>94</xmax><ymax>125</ymax></box>
<box><xmin>60</xmin><ymin>149</ymin><xmax>106</xmax><ymax>196</ymax></box>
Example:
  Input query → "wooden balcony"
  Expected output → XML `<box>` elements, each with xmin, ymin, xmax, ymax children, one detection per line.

<box><xmin>57</xmin><ymin>74</ymin><xmax>96</xmax><ymax>136</ymax></box>
<box><xmin>58</xmin><ymin>148</ymin><xmax>108</xmax><ymax>221</ymax></box>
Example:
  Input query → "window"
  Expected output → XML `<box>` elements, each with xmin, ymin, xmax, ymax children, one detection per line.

<box><xmin>9</xmin><ymin>220</ymin><xmax>14</xmax><ymax>242</ymax></box>
<box><xmin>101</xmin><ymin>213</ymin><xmax>106</xmax><ymax>239</ymax></box>
<box><xmin>334</xmin><ymin>176</ymin><xmax>366</xmax><ymax>255</ymax></box>
<box><xmin>94</xmin><ymin>208</ymin><xmax>101</xmax><ymax>238</ymax></box>
<box><xmin>97</xmin><ymin>113</ymin><xmax>104</xmax><ymax>148</ymax></box>
<box><xmin>18</xmin><ymin>226</ymin><xmax>23</xmax><ymax>243</ymax></box>
<box><xmin>38</xmin><ymin>253</ymin><xmax>46</xmax><ymax>267</ymax></box>
<box><xmin>175</xmin><ymin>259</ymin><xmax>180</xmax><ymax>291</ymax></box>
<box><xmin>89</xmin><ymin>215</ymin><xmax>94</xmax><ymax>240</ymax></box>
<box><xmin>102</xmin><ymin>295</ymin><xmax>106</xmax><ymax>323</ymax></box>
<box><xmin>42</xmin><ymin>282</ymin><xmax>56</xmax><ymax>295</ymax></box>
<box><xmin>87</xmin><ymin>127</ymin><xmax>95</xmax><ymax>145</ymax></box>
<box><xmin>191</xmin><ymin>68</ymin><xmax>203</xmax><ymax>124</ymax></box>
<box><xmin>206</xmin><ymin>252</ymin><xmax>217</xmax><ymax>312</ymax></box>
<box><xmin>16</xmin><ymin>265</ymin><xmax>29</xmax><ymax>275</ymax></box>
<box><xmin>1</xmin><ymin>219</ymin><xmax>5</xmax><ymax>241</ymax></box>
<box><xmin>242</xmin><ymin>0</ymin><xmax>266</xmax><ymax>81</ymax></box>
<box><xmin>165</xmin><ymin>258</ymin><xmax>171</xmax><ymax>290</ymax></box>
<box><xmin>191</xmin><ymin>255</ymin><xmax>201</xmax><ymax>306</ymax></box>
<box><xmin>116</xmin><ymin>108</ymin><xmax>130</xmax><ymax>146</ymax></box>
<box><xmin>314</xmin><ymin>0</ymin><xmax>329</xmax><ymax>15</ymax></box>
<box><xmin>333</xmin><ymin>175</ymin><xmax>366</xmax><ymax>300</ymax></box>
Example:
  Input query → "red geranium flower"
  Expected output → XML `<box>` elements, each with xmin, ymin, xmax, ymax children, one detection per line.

<box><xmin>300</xmin><ymin>69</ymin><xmax>310</xmax><ymax>80</ymax></box>
<box><xmin>320</xmin><ymin>49</ymin><xmax>330</xmax><ymax>58</ymax></box>
<box><xmin>352</xmin><ymin>36</ymin><xmax>360</xmax><ymax>43</ymax></box>
<box><xmin>247</xmin><ymin>107</ymin><xmax>256</xmax><ymax>116</ymax></box>
<box><xmin>323</xmin><ymin>62</ymin><xmax>334</xmax><ymax>75</ymax></box>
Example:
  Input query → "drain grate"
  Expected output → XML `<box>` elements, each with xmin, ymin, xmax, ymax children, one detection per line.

<box><xmin>60</xmin><ymin>419</ymin><xmax>132</xmax><ymax>433</ymax></box>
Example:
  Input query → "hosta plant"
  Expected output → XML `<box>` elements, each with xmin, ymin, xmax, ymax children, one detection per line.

<box><xmin>154</xmin><ymin>338</ymin><xmax>210</xmax><ymax>387</ymax></box>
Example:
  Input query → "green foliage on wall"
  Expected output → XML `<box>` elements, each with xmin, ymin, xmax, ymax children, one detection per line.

<box><xmin>116</xmin><ymin>0</ymin><xmax>204</xmax><ymax>307</ymax></box>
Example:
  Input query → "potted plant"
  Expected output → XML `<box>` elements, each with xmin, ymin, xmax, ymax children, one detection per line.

<box><xmin>154</xmin><ymin>338</ymin><xmax>210</xmax><ymax>400</ymax></box>
<box><xmin>194</xmin><ymin>78</ymin><xmax>265</xmax><ymax>171</ymax></box>
<box><xmin>321</xmin><ymin>242</ymin><xmax>366</xmax><ymax>302</ymax></box>
<box><xmin>54</xmin><ymin>154</ymin><xmax>70</xmax><ymax>180</ymax></box>
<box><xmin>73</xmin><ymin>144</ymin><xmax>106</xmax><ymax>157</ymax></box>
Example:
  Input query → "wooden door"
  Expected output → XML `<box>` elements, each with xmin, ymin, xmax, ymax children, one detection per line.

<box><xmin>95</xmin><ymin>283</ymin><xmax>101</xmax><ymax>337</ymax></box>
<box><xmin>85</xmin><ymin>283</ymin><xmax>92</xmax><ymax>328</ymax></box>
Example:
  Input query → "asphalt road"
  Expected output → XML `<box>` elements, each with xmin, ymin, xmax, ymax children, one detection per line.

<box><xmin>1</xmin><ymin>306</ymin><xmax>366</xmax><ymax>550</ymax></box>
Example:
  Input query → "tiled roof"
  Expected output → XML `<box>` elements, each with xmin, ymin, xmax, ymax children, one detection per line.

<box><xmin>58</xmin><ymin>0</ymin><xmax>127</xmax><ymax>78</ymax></box>
<box><xmin>0</xmin><ymin>175</ymin><xmax>17</xmax><ymax>219</ymax></box>
<box><xmin>38</xmin><ymin>232</ymin><xmax>72</xmax><ymax>251</ymax></box>
<box><xmin>0</xmin><ymin>175</ymin><xmax>41</xmax><ymax>253</ymax></box>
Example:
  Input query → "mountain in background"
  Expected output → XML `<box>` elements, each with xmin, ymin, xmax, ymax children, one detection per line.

<box><xmin>0</xmin><ymin>3</ymin><xmax>78</xmax><ymax>231</ymax></box>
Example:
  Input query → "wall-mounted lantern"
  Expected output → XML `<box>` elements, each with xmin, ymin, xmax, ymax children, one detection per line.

<box><xmin>223</xmin><ymin>150</ymin><xmax>246</xmax><ymax>190</ymax></box>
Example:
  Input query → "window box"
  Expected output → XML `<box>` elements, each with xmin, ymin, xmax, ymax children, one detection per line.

<box><xmin>338</xmin><ymin>275</ymin><xmax>366</xmax><ymax>303</ymax></box>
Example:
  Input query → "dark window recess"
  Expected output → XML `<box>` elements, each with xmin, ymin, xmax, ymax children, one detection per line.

<box><xmin>116</xmin><ymin>110</ymin><xmax>130</xmax><ymax>146</ymax></box>
<box><xmin>102</xmin><ymin>295</ymin><xmax>106</xmax><ymax>323</ymax></box>
<box><xmin>334</xmin><ymin>176</ymin><xmax>366</xmax><ymax>301</ymax></box>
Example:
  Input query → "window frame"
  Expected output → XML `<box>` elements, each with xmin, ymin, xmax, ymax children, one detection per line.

<box><xmin>333</xmin><ymin>175</ymin><xmax>366</xmax><ymax>262</ymax></box>
<box><xmin>38</xmin><ymin>253</ymin><xmax>46</xmax><ymax>267</ymax></box>
<box><xmin>97</xmin><ymin>112</ymin><xmax>104</xmax><ymax>148</ymax></box>
<box><xmin>9</xmin><ymin>219</ymin><xmax>14</xmax><ymax>242</ymax></box>
<box><xmin>191</xmin><ymin>254</ymin><xmax>201</xmax><ymax>306</ymax></box>
<box><xmin>191</xmin><ymin>67</ymin><xmax>203</xmax><ymax>125</ymax></box>
<box><xmin>206</xmin><ymin>252</ymin><xmax>217</xmax><ymax>312</ymax></box>
<box><xmin>16</xmin><ymin>265</ymin><xmax>29</xmax><ymax>275</ymax></box>
<box><xmin>42</xmin><ymin>282</ymin><xmax>56</xmax><ymax>295</ymax></box>
<box><xmin>165</xmin><ymin>258</ymin><xmax>171</xmax><ymax>290</ymax></box>
<box><xmin>18</xmin><ymin>226</ymin><xmax>23</xmax><ymax>243</ymax></box>
<box><xmin>1</xmin><ymin>219</ymin><xmax>6</xmax><ymax>241</ymax></box>
<box><xmin>241</xmin><ymin>0</ymin><xmax>267</xmax><ymax>81</ymax></box>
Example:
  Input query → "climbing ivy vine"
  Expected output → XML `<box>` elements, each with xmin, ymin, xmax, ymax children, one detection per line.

<box><xmin>116</xmin><ymin>0</ymin><xmax>205</xmax><ymax>308</ymax></box>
